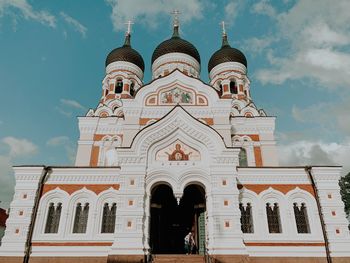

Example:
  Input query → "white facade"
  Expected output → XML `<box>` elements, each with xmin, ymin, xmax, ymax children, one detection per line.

<box><xmin>1</xmin><ymin>28</ymin><xmax>350</xmax><ymax>263</ymax></box>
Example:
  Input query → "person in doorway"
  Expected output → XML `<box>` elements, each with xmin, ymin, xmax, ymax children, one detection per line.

<box><xmin>184</xmin><ymin>231</ymin><xmax>195</xmax><ymax>255</ymax></box>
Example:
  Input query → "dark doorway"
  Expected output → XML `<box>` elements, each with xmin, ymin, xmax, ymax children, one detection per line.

<box><xmin>150</xmin><ymin>184</ymin><xmax>206</xmax><ymax>254</ymax></box>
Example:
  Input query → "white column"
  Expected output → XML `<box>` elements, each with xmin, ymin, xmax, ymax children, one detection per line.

<box><xmin>311</xmin><ymin>167</ymin><xmax>350</xmax><ymax>258</ymax></box>
<box><xmin>0</xmin><ymin>166</ymin><xmax>44</xmax><ymax>256</ymax></box>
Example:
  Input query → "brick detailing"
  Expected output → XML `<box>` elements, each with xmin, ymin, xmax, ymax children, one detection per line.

<box><xmin>238</xmin><ymin>184</ymin><xmax>315</xmax><ymax>196</ymax></box>
<box><xmin>42</xmin><ymin>184</ymin><xmax>120</xmax><ymax>195</ymax></box>
<box><xmin>89</xmin><ymin>145</ymin><xmax>100</xmax><ymax>167</ymax></box>
<box><xmin>245</xmin><ymin>242</ymin><xmax>325</xmax><ymax>246</ymax></box>
<box><xmin>234</xmin><ymin>134</ymin><xmax>260</xmax><ymax>141</ymax></box>
<box><xmin>139</xmin><ymin>118</ymin><xmax>159</xmax><ymax>125</ymax></box>
<box><xmin>32</xmin><ymin>242</ymin><xmax>113</xmax><ymax>246</ymax></box>
<box><xmin>254</xmin><ymin>146</ymin><xmax>263</xmax><ymax>166</ymax></box>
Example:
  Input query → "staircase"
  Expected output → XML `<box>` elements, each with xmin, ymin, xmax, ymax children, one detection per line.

<box><xmin>152</xmin><ymin>254</ymin><xmax>205</xmax><ymax>263</ymax></box>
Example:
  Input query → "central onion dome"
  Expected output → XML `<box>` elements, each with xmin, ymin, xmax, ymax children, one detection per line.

<box><xmin>105</xmin><ymin>33</ymin><xmax>145</xmax><ymax>72</ymax></box>
<box><xmin>151</xmin><ymin>17</ymin><xmax>201</xmax><ymax>79</ymax></box>
<box><xmin>152</xmin><ymin>26</ymin><xmax>201</xmax><ymax>64</ymax></box>
<box><xmin>208</xmin><ymin>33</ymin><xmax>247</xmax><ymax>73</ymax></box>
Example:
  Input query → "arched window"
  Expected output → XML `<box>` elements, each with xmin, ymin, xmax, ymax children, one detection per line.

<box><xmin>230</xmin><ymin>81</ymin><xmax>237</xmax><ymax>94</ymax></box>
<box><xmin>101</xmin><ymin>203</ymin><xmax>117</xmax><ymax>233</ymax></box>
<box><xmin>130</xmin><ymin>82</ymin><xmax>135</xmax><ymax>97</ymax></box>
<box><xmin>293</xmin><ymin>203</ymin><xmax>310</xmax><ymax>233</ymax></box>
<box><xmin>44</xmin><ymin>202</ymin><xmax>62</xmax><ymax>233</ymax></box>
<box><xmin>104</xmin><ymin>89</ymin><xmax>108</xmax><ymax>96</ymax></box>
<box><xmin>239</xmin><ymin>148</ymin><xmax>248</xmax><ymax>167</ymax></box>
<box><xmin>219</xmin><ymin>83</ymin><xmax>223</xmax><ymax>97</ymax></box>
<box><xmin>239</xmin><ymin>203</ymin><xmax>253</xmax><ymax>233</ymax></box>
<box><xmin>115</xmin><ymin>79</ymin><xmax>123</xmax><ymax>93</ymax></box>
<box><xmin>73</xmin><ymin>203</ymin><xmax>89</xmax><ymax>233</ymax></box>
<box><xmin>266</xmin><ymin>203</ymin><xmax>281</xmax><ymax>233</ymax></box>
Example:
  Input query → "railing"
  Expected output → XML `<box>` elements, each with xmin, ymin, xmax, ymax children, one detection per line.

<box><xmin>204</xmin><ymin>248</ymin><xmax>214</xmax><ymax>263</ymax></box>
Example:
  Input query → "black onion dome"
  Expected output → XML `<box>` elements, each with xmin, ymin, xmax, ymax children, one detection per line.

<box><xmin>105</xmin><ymin>34</ymin><xmax>145</xmax><ymax>71</ymax></box>
<box><xmin>208</xmin><ymin>35</ymin><xmax>247</xmax><ymax>73</ymax></box>
<box><xmin>152</xmin><ymin>26</ymin><xmax>200</xmax><ymax>64</ymax></box>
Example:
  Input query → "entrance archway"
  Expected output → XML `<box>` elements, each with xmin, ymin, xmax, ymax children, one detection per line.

<box><xmin>150</xmin><ymin>183</ymin><xmax>206</xmax><ymax>254</ymax></box>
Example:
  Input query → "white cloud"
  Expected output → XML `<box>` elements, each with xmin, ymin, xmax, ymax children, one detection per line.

<box><xmin>0</xmin><ymin>0</ymin><xmax>56</xmax><ymax>27</ymax></box>
<box><xmin>292</xmin><ymin>98</ymin><xmax>350</xmax><ymax>135</ymax></box>
<box><xmin>0</xmin><ymin>155</ymin><xmax>15</xmax><ymax>208</ymax></box>
<box><xmin>2</xmin><ymin>136</ymin><xmax>38</xmax><ymax>158</ymax></box>
<box><xmin>46</xmin><ymin>136</ymin><xmax>76</xmax><ymax>163</ymax></box>
<box><xmin>60</xmin><ymin>99</ymin><xmax>86</xmax><ymax>110</ymax></box>
<box><xmin>242</xmin><ymin>36</ymin><xmax>274</xmax><ymax>55</ymax></box>
<box><xmin>60</xmin><ymin>12</ymin><xmax>87</xmax><ymax>38</ymax></box>
<box><xmin>46</xmin><ymin>136</ymin><xmax>70</xmax><ymax>146</ymax></box>
<box><xmin>224</xmin><ymin>0</ymin><xmax>244</xmax><ymax>24</ymax></box>
<box><xmin>278</xmin><ymin>139</ymin><xmax>350</xmax><ymax>174</ymax></box>
<box><xmin>252</xmin><ymin>0</ymin><xmax>276</xmax><ymax>17</ymax></box>
<box><xmin>106</xmin><ymin>0</ymin><xmax>205</xmax><ymax>31</ymax></box>
<box><xmin>253</xmin><ymin>0</ymin><xmax>350</xmax><ymax>89</ymax></box>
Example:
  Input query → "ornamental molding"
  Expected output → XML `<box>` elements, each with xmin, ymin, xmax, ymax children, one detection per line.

<box><xmin>106</xmin><ymin>61</ymin><xmax>144</xmax><ymax>80</ymax></box>
<box><xmin>116</xmin><ymin>107</ymin><xmax>233</xmax><ymax>165</ymax></box>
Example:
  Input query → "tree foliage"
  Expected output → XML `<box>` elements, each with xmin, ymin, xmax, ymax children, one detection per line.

<box><xmin>339</xmin><ymin>172</ymin><xmax>350</xmax><ymax>218</ymax></box>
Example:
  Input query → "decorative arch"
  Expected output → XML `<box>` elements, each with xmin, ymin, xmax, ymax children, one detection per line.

<box><xmin>121</xmin><ymin>106</ymin><xmax>229</xmax><ymax>163</ymax></box>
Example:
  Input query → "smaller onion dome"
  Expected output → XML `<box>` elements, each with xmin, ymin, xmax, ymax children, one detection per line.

<box><xmin>152</xmin><ymin>25</ymin><xmax>200</xmax><ymax>65</ymax></box>
<box><xmin>105</xmin><ymin>33</ymin><xmax>145</xmax><ymax>72</ymax></box>
<box><xmin>208</xmin><ymin>32</ymin><xmax>247</xmax><ymax>73</ymax></box>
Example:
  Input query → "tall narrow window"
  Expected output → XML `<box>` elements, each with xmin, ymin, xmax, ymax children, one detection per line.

<box><xmin>44</xmin><ymin>202</ymin><xmax>62</xmax><ymax>233</ymax></box>
<box><xmin>130</xmin><ymin>82</ymin><xmax>135</xmax><ymax>97</ymax></box>
<box><xmin>266</xmin><ymin>203</ymin><xmax>281</xmax><ymax>233</ymax></box>
<box><xmin>115</xmin><ymin>79</ymin><xmax>123</xmax><ymax>93</ymax></box>
<box><xmin>219</xmin><ymin>83</ymin><xmax>223</xmax><ymax>97</ymax></box>
<box><xmin>294</xmin><ymin>203</ymin><xmax>310</xmax><ymax>233</ymax></box>
<box><xmin>73</xmin><ymin>203</ymin><xmax>89</xmax><ymax>233</ymax></box>
<box><xmin>240</xmin><ymin>203</ymin><xmax>253</xmax><ymax>233</ymax></box>
<box><xmin>230</xmin><ymin>81</ymin><xmax>237</xmax><ymax>94</ymax></box>
<box><xmin>239</xmin><ymin>148</ymin><xmax>248</xmax><ymax>167</ymax></box>
<box><xmin>101</xmin><ymin>203</ymin><xmax>117</xmax><ymax>233</ymax></box>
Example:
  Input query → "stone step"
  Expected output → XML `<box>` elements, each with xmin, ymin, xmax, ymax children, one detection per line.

<box><xmin>153</xmin><ymin>254</ymin><xmax>205</xmax><ymax>263</ymax></box>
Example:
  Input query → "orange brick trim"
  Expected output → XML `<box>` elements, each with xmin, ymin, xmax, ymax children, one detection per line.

<box><xmin>89</xmin><ymin>146</ymin><xmax>99</xmax><ymax>167</ymax></box>
<box><xmin>32</xmin><ymin>242</ymin><xmax>113</xmax><ymax>247</ymax></box>
<box><xmin>254</xmin><ymin>146</ymin><xmax>263</xmax><ymax>166</ymax></box>
<box><xmin>42</xmin><ymin>184</ymin><xmax>120</xmax><ymax>196</ymax></box>
<box><xmin>245</xmin><ymin>242</ymin><xmax>325</xmax><ymax>247</ymax></box>
<box><xmin>93</xmin><ymin>134</ymin><xmax>124</xmax><ymax>141</ymax></box>
<box><xmin>234</xmin><ymin>134</ymin><xmax>260</xmax><ymax>141</ymax></box>
<box><xmin>200</xmin><ymin>118</ymin><xmax>214</xmax><ymax>125</ymax></box>
<box><xmin>139</xmin><ymin>118</ymin><xmax>159</xmax><ymax>125</ymax></box>
<box><xmin>238</xmin><ymin>184</ymin><xmax>315</xmax><ymax>196</ymax></box>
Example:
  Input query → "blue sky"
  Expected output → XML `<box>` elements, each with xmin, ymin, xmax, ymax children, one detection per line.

<box><xmin>0</xmin><ymin>0</ymin><xmax>350</xmax><ymax>208</ymax></box>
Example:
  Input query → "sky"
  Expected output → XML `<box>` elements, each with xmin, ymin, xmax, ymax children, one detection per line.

<box><xmin>0</xmin><ymin>0</ymin><xmax>350</xmax><ymax>208</ymax></box>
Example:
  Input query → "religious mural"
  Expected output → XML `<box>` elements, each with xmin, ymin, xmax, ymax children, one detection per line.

<box><xmin>155</xmin><ymin>140</ymin><xmax>201</xmax><ymax>161</ymax></box>
<box><xmin>160</xmin><ymin>87</ymin><xmax>193</xmax><ymax>104</ymax></box>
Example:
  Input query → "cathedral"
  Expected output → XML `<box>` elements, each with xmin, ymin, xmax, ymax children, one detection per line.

<box><xmin>0</xmin><ymin>15</ymin><xmax>350</xmax><ymax>263</ymax></box>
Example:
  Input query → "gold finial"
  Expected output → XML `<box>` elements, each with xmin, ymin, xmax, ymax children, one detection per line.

<box><xmin>171</xmin><ymin>9</ymin><xmax>180</xmax><ymax>28</ymax></box>
<box><xmin>221</xmin><ymin>21</ymin><xmax>226</xmax><ymax>36</ymax></box>
<box><xmin>125</xmin><ymin>20</ymin><xmax>134</xmax><ymax>35</ymax></box>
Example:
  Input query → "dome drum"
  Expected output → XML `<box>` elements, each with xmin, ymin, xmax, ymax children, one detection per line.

<box><xmin>152</xmin><ymin>52</ymin><xmax>200</xmax><ymax>79</ymax></box>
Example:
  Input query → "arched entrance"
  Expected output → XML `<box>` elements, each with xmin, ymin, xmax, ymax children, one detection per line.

<box><xmin>150</xmin><ymin>184</ymin><xmax>206</xmax><ymax>254</ymax></box>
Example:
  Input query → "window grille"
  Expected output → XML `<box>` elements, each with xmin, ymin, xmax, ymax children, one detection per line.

<box><xmin>239</xmin><ymin>148</ymin><xmax>248</xmax><ymax>167</ymax></box>
<box><xmin>230</xmin><ymin>81</ymin><xmax>238</xmax><ymax>94</ymax></box>
<box><xmin>44</xmin><ymin>202</ymin><xmax>62</xmax><ymax>233</ymax></box>
<box><xmin>240</xmin><ymin>203</ymin><xmax>253</xmax><ymax>233</ymax></box>
<box><xmin>293</xmin><ymin>203</ymin><xmax>310</xmax><ymax>233</ymax></box>
<box><xmin>115</xmin><ymin>79</ymin><xmax>123</xmax><ymax>93</ymax></box>
<box><xmin>266</xmin><ymin>203</ymin><xmax>281</xmax><ymax>233</ymax></box>
<box><xmin>101</xmin><ymin>203</ymin><xmax>117</xmax><ymax>233</ymax></box>
<box><xmin>73</xmin><ymin>203</ymin><xmax>89</xmax><ymax>233</ymax></box>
